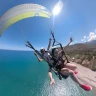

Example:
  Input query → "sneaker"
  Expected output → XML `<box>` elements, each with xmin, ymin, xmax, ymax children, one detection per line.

<box><xmin>74</xmin><ymin>70</ymin><xmax>78</xmax><ymax>74</ymax></box>
<box><xmin>81</xmin><ymin>84</ymin><xmax>92</xmax><ymax>91</ymax></box>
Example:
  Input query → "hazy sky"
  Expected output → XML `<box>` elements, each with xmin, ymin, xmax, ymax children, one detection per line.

<box><xmin>0</xmin><ymin>0</ymin><xmax>96</xmax><ymax>50</ymax></box>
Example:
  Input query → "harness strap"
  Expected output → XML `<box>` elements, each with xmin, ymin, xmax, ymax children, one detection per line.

<box><xmin>25</xmin><ymin>41</ymin><xmax>68</xmax><ymax>80</ymax></box>
<box><xmin>50</xmin><ymin>31</ymin><xmax>69</xmax><ymax>64</ymax></box>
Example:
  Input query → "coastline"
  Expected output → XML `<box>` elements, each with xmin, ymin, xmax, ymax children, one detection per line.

<box><xmin>71</xmin><ymin>62</ymin><xmax>96</xmax><ymax>89</ymax></box>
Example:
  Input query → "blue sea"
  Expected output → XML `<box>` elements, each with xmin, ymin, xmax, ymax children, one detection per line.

<box><xmin>0</xmin><ymin>50</ymin><xmax>95</xmax><ymax>96</ymax></box>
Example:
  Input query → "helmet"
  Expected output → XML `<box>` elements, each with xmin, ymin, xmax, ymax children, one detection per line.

<box><xmin>40</xmin><ymin>47</ymin><xmax>45</xmax><ymax>53</ymax></box>
<box><xmin>51</xmin><ymin>46</ymin><xmax>57</xmax><ymax>49</ymax></box>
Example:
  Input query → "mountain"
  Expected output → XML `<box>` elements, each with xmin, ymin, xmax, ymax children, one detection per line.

<box><xmin>85</xmin><ymin>40</ymin><xmax>96</xmax><ymax>45</ymax></box>
<box><xmin>64</xmin><ymin>40</ymin><xmax>96</xmax><ymax>71</ymax></box>
<box><xmin>64</xmin><ymin>40</ymin><xmax>96</xmax><ymax>54</ymax></box>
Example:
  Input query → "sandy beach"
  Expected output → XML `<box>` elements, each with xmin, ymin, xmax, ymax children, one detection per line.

<box><xmin>71</xmin><ymin>62</ymin><xmax>96</xmax><ymax>89</ymax></box>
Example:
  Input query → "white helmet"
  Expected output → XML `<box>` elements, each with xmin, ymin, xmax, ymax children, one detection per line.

<box><xmin>40</xmin><ymin>47</ymin><xmax>45</xmax><ymax>53</ymax></box>
<box><xmin>51</xmin><ymin>46</ymin><xmax>57</xmax><ymax>49</ymax></box>
<box><xmin>40</xmin><ymin>47</ymin><xmax>44</xmax><ymax>50</ymax></box>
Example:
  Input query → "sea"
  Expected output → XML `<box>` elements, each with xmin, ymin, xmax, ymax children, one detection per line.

<box><xmin>0</xmin><ymin>50</ymin><xmax>95</xmax><ymax>96</ymax></box>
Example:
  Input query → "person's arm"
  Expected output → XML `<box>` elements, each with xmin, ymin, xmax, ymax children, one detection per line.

<box><xmin>58</xmin><ymin>37</ymin><xmax>73</xmax><ymax>57</ymax></box>
<box><xmin>63</xmin><ymin>37</ymin><xmax>73</xmax><ymax>50</ymax></box>
<box><xmin>47</xmin><ymin>38</ymin><xmax>52</xmax><ymax>51</ymax></box>
<box><xmin>34</xmin><ymin>51</ymin><xmax>43</xmax><ymax>62</ymax></box>
<box><xmin>48</xmin><ymin>68</ymin><xmax>55</xmax><ymax>85</ymax></box>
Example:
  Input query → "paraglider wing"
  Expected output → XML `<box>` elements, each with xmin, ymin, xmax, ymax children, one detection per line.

<box><xmin>0</xmin><ymin>4</ymin><xmax>51</xmax><ymax>36</ymax></box>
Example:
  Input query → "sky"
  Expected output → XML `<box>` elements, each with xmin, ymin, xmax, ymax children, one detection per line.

<box><xmin>0</xmin><ymin>0</ymin><xmax>96</xmax><ymax>51</ymax></box>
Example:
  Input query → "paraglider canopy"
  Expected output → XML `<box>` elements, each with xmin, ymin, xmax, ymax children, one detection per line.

<box><xmin>0</xmin><ymin>3</ymin><xmax>51</xmax><ymax>36</ymax></box>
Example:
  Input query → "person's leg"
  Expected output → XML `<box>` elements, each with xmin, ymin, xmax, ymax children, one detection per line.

<box><xmin>64</xmin><ymin>62</ymin><xmax>77</xmax><ymax>71</ymax></box>
<box><xmin>60</xmin><ymin>68</ymin><xmax>92</xmax><ymax>91</ymax></box>
<box><xmin>48</xmin><ymin>69</ymin><xmax>55</xmax><ymax>85</ymax></box>
<box><xmin>58</xmin><ymin>52</ymin><xmax>77</xmax><ymax>71</ymax></box>
<box><xmin>60</xmin><ymin>68</ymin><xmax>82</xmax><ymax>85</ymax></box>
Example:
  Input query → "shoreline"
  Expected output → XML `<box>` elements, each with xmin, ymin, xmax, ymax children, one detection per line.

<box><xmin>71</xmin><ymin>62</ymin><xmax>96</xmax><ymax>89</ymax></box>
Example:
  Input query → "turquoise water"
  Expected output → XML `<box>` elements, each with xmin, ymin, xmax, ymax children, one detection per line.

<box><xmin>0</xmin><ymin>50</ymin><xmax>95</xmax><ymax>96</ymax></box>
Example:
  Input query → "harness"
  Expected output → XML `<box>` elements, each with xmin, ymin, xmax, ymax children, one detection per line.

<box><xmin>49</xmin><ymin>31</ymin><xmax>70</xmax><ymax>79</ymax></box>
<box><xmin>25</xmin><ymin>39</ymin><xmax>69</xmax><ymax>80</ymax></box>
<box><xmin>50</xmin><ymin>31</ymin><xmax>69</xmax><ymax>68</ymax></box>
<box><xmin>25</xmin><ymin>41</ymin><xmax>57</xmax><ymax>71</ymax></box>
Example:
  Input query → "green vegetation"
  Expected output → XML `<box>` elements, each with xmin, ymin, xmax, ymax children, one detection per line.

<box><xmin>64</xmin><ymin>42</ymin><xmax>96</xmax><ymax>71</ymax></box>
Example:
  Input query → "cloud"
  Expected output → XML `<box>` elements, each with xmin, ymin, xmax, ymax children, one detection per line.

<box><xmin>70</xmin><ymin>42</ymin><xmax>73</xmax><ymax>45</ymax></box>
<box><xmin>84</xmin><ymin>36</ymin><xmax>86</xmax><ymax>39</ymax></box>
<box><xmin>81</xmin><ymin>30</ymin><xmax>96</xmax><ymax>42</ymax></box>
<box><xmin>81</xmin><ymin>36</ymin><xmax>87</xmax><ymax>42</ymax></box>
<box><xmin>88</xmin><ymin>32</ymin><xmax>96</xmax><ymax>41</ymax></box>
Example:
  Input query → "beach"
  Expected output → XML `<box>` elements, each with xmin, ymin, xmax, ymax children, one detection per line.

<box><xmin>71</xmin><ymin>62</ymin><xmax>96</xmax><ymax>89</ymax></box>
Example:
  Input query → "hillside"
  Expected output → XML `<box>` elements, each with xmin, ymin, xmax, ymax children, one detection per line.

<box><xmin>64</xmin><ymin>40</ymin><xmax>96</xmax><ymax>71</ymax></box>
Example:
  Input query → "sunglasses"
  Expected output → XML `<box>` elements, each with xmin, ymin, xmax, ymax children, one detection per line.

<box><xmin>40</xmin><ymin>49</ymin><xmax>45</xmax><ymax>53</ymax></box>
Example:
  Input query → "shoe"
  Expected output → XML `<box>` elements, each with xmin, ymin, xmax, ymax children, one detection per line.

<box><xmin>81</xmin><ymin>84</ymin><xmax>92</xmax><ymax>91</ymax></box>
<box><xmin>74</xmin><ymin>70</ymin><xmax>78</xmax><ymax>74</ymax></box>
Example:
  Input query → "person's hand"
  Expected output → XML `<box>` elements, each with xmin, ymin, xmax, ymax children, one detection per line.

<box><xmin>70</xmin><ymin>37</ymin><xmax>73</xmax><ymax>42</ymax></box>
<box><xmin>50</xmin><ymin>79</ymin><xmax>55</xmax><ymax>85</ymax></box>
